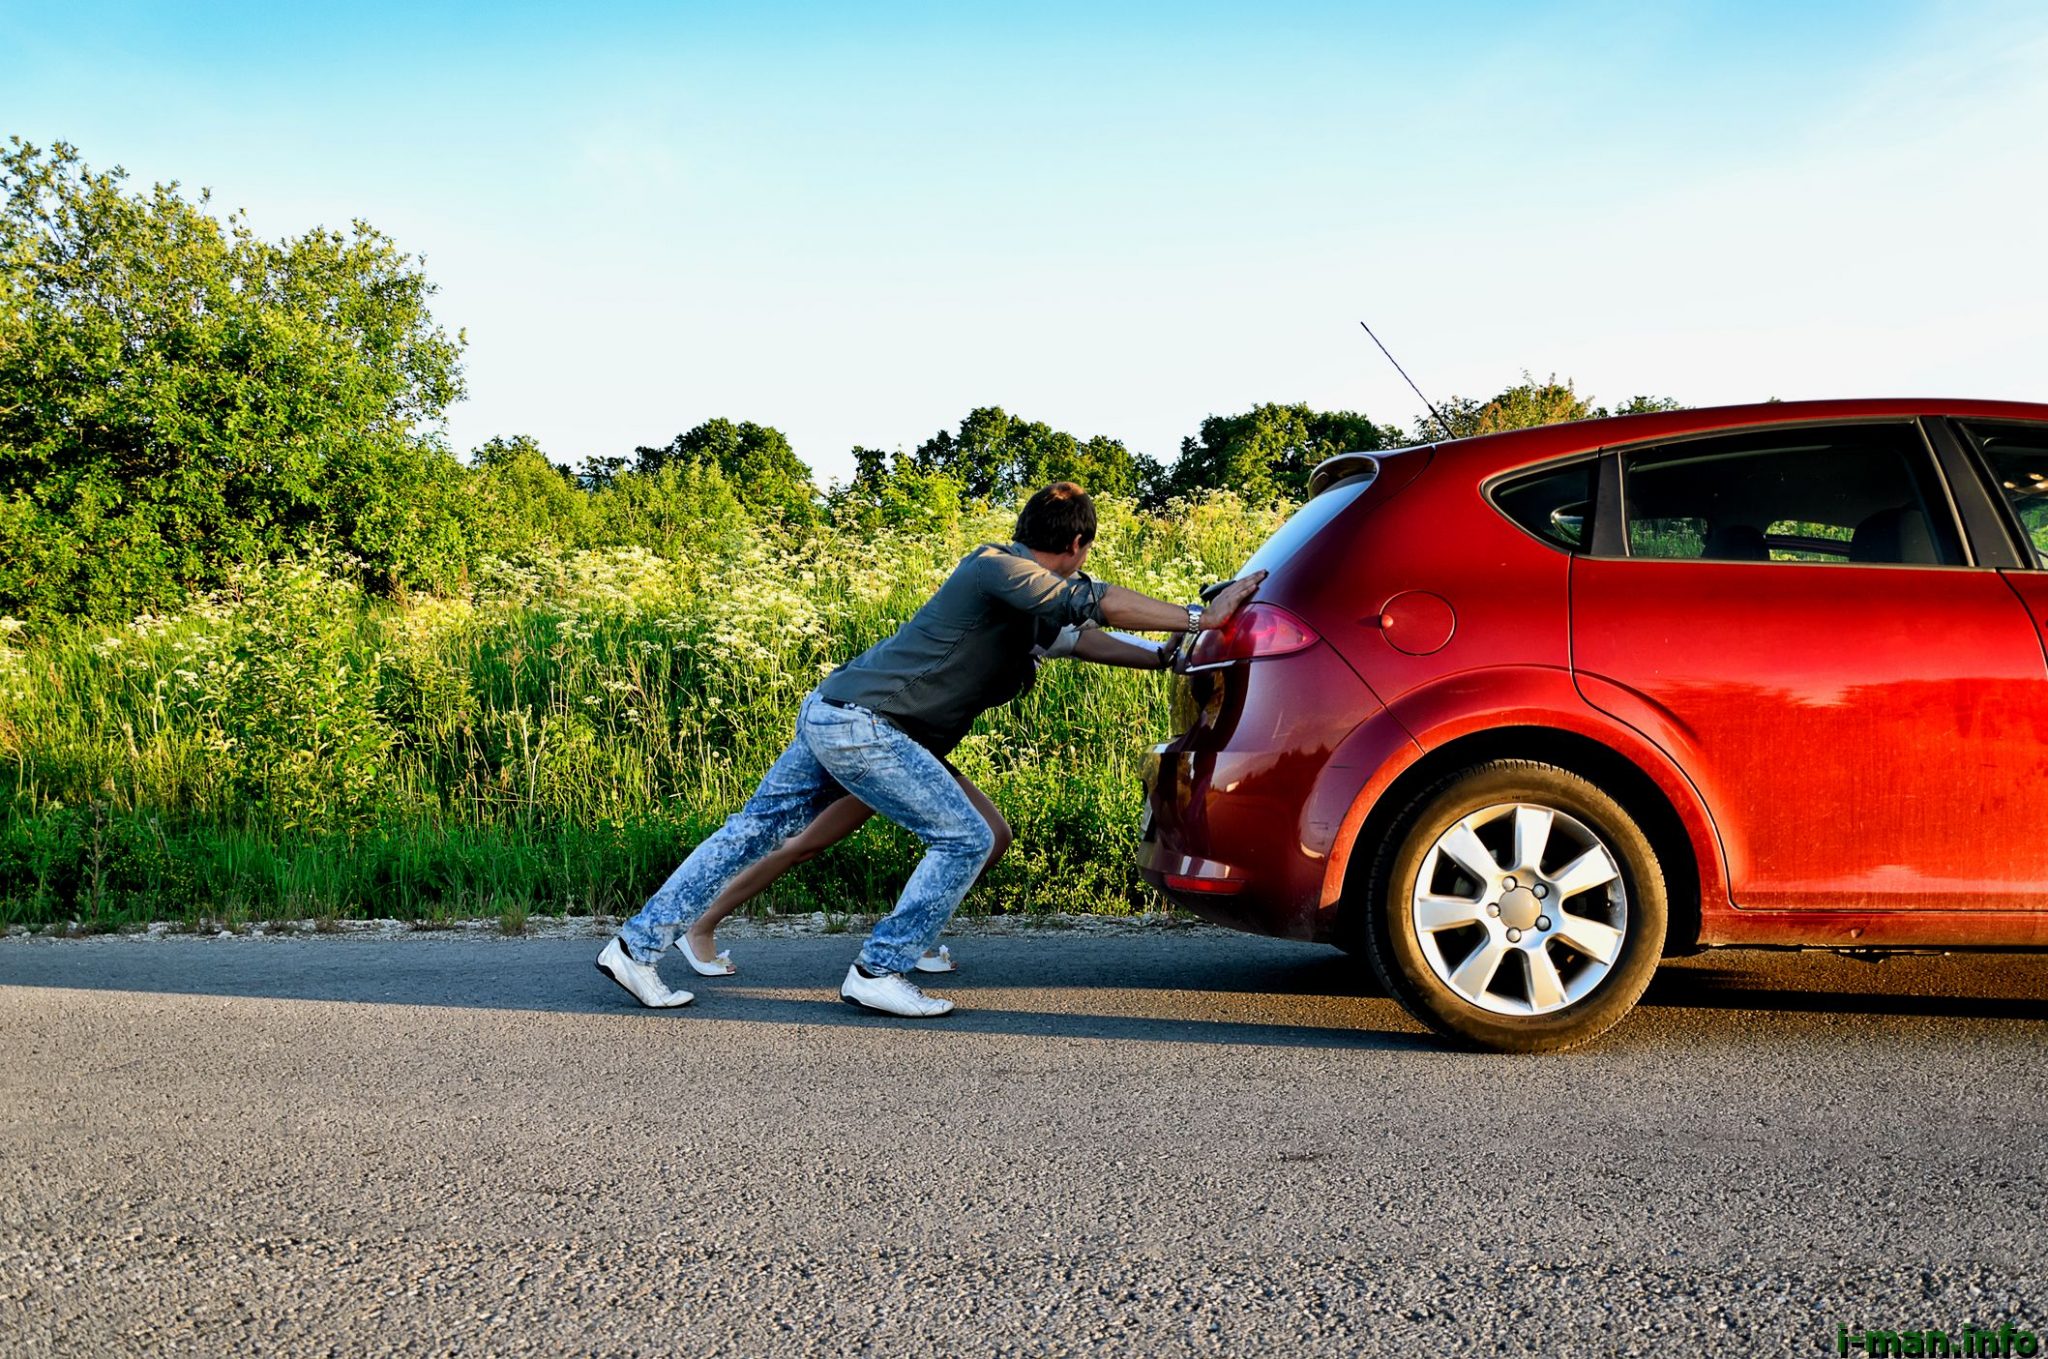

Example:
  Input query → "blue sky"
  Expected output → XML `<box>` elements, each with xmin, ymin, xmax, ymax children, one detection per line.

<box><xmin>5</xmin><ymin>1</ymin><xmax>2043</xmax><ymax>483</ymax></box>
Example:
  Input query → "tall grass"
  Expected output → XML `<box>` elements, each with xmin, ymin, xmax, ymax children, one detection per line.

<box><xmin>0</xmin><ymin>493</ymin><xmax>1287</xmax><ymax>927</ymax></box>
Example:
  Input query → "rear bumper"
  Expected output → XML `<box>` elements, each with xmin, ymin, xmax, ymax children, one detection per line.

<box><xmin>1137</xmin><ymin>644</ymin><xmax>1384</xmax><ymax>941</ymax></box>
<box><xmin>1140</xmin><ymin>748</ymin><xmax>1325</xmax><ymax>937</ymax></box>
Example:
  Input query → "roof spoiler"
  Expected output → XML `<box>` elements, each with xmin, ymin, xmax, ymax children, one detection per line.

<box><xmin>1306</xmin><ymin>451</ymin><xmax>1380</xmax><ymax>499</ymax></box>
<box><xmin>1306</xmin><ymin>444</ymin><xmax>1438</xmax><ymax>498</ymax></box>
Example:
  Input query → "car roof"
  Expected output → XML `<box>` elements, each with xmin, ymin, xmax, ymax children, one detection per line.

<box><xmin>1420</xmin><ymin>397</ymin><xmax>2048</xmax><ymax>476</ymax></box>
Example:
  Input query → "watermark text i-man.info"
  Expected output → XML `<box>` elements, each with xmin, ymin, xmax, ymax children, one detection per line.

<box><xmin>1837</xmin><ymin>1323</ymin><xmax>2039</xmax><ymax>1357</ymax></box>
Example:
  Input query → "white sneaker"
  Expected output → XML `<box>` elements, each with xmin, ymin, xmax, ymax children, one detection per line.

<box><xmin>596</xmin><ymin>937</ymin><xmax>694</xmax><ymax>1009</ymax></box>
<box><xmin>913</xmin><ymin>945</ymin><xmax>956</xmax><ymax>974</ymax></box>
<box><xmin>840</xmin><ymin>964</ymin><xmax>955</xmax><ymax>1017</ymax></box>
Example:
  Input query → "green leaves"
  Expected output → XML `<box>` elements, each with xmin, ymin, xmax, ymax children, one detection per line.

<box><xmin>1162</xmin><ymin>403</ymin><xmax>1406</xmax><ymax>507</ymax></box>
<box><xmin>633</xmin><ymin>419</ymin><xmax>818</xmax><ymax>527</ymax></box>
<box><xmin>213</xmin><ymin>557</ymin><xmax>392</xmax><ymax>831</ymax></box>
<box><xmin>0</xmin><ymin>139</ymin><xmax>468</xmax><ymax>622</ymax></box>
<box><xmin>1414</xmin><ymin>374</ymin><xmax>1685</xmax><ymax>443</ymax></box>
<box><xmin>830</xmin><ymin>407</ymin><xmax>1157</xmax><ymax>527</ymax></box>
<box><xmin>906</xmin><ymin>407</ymin><xmax>1154</xmax><ymax>503</ymax></box>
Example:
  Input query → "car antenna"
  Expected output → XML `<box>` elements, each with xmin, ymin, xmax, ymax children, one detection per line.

<box><xmin>1359</xmin><ymin>320</ymin><xmax>1454</xmax><ymax>442</ymax></box>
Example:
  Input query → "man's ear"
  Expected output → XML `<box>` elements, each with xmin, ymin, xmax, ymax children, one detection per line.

<box><xmin>1069</xmin><ymin>534</ymin><xmax>1087</xmax><ymax>557</ymax></box>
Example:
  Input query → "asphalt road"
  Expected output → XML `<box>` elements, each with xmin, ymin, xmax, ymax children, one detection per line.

<box><xmin>1</xmin><ymin>930</ymin><xmax>2044</xmax><ymax>1357</ymax></box>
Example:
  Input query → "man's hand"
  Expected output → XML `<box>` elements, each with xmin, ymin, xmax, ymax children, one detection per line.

<box><xmin>1198</xmin><ymin>571</ymin><xmax>1267</xmax><ymax>631</ymax></box>
<box><xmin>1097</xmin><ymin>570</ymin><xmax>1269</xmax><ymax>634</ymax></box>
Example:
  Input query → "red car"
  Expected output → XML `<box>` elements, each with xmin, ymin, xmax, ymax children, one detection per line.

<box><xmin>1139</xmin><ymin>399</ymin><xmax>2048</xmax><ymax>1051</ymax></box>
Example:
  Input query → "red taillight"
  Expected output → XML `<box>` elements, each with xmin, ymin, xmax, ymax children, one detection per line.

<box><xmin>1163</xmin><ymin>873</ymin><xmax>1245</xmax><ymax>895</ymax></box>
<box><xmin>1184</xmin><ymin>603</ymin><xmax>1319</xmax><ymax>668</ymax></box>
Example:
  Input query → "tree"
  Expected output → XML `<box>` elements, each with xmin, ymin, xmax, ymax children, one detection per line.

<box><xmin>588</xmin><ymin>458</ymin><xmax>750</xmax><ymax>557</ymax></box>
<box><xmin>573</xmin><ymin>452</ymin><xmax>630</xmax><ymax>492</ymax></box>
<box><xmin>1413</xmin><ymin>374</ymin><xmax>1686</xmax><ymax>442</ymax></box>
<box><xmin>907</xmin><ymin>407</ymin><xmax>1151</xmax><ymax>502</ymax></box>
<box><xmin>1157</xmin><ymin>403</ymin><xmax>1405</xmax><ymax>506</ymax></box>
<box><xmin>1603</xmin><ymin>394</ymin><xmax>1686</xmax><ymax>417</ymax></box>
<box><xmin>0</xmin><ymin>139</ymin><xmax>468</xmax><ymax>620</ymax></box>
<box><xmin>632</xmin><ymin>418</ymin><xmax>816</xmax><ymax>526</ymax></box>
<box><xmin>828</xmin><ymin>444</ymin><xmax>965</xmax><ymax>534</ymax></box>
<box><xmin>850</xmin><ymin>445</ymin><xmax>891</xmax><ymax>488</ymax></box>
<box><xmin>465</xmin><ymin>436</ymin><xmax>590</xmax><ymax>558</ymax></box>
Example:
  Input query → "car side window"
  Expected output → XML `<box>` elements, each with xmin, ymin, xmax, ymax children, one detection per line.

<box><xmin>1619</xmin><ymin>423</ymin><xmax>1964</xmax><ymax>566</ymax></box>
<box><xmin>1492</xmin><ymin>460</ymin><xmax>1596</xmax><ymax>551</ymax></box>
<box><xmin>1960</xmin><ymin>421</ymin><xmax>2048</xmax><ymax>568</ymax></box>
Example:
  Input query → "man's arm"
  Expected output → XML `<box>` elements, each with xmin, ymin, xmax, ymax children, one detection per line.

<box><xmin>1097</xmin><ymin>571</ymin><xmax>1267</xmax><ymax>633</ymax></box>
<box><xmin>1070</xmin><ymin>628</ymin><xmax>1172</xmax><ymax>670</ymax></box>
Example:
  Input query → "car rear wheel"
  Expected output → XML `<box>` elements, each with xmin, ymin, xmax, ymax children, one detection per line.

<box><xmin>1362</xmin><ymin>759</ymin><xmax>1666</xmax><ymax>1053</ymax></box>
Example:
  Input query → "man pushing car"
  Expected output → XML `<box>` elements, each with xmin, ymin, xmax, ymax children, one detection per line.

<box><xmin>596</xmin><ymin>481</ymin><xmax>1265</xmax><ymax>1016</ymax></box>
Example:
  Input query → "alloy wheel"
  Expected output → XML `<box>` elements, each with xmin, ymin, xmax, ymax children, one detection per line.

<box><xmin>1408</xmin><ymin>802</ymin><xmax>1628</xmax><ymax>1016</ymax></box>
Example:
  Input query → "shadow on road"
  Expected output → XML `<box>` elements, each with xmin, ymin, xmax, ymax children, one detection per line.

<box><xmin>687</xmin><ymin>990</ymin><xmax>1432</xmax><ymax>1050</ymax></box>
<box><xmin>0</xmin><ymin>936</ymin><xmax>2041</xmax><ymax>1047</ymax></box>
<box><xmin>0</xmin><ymin>935</ymin><xmax>1434</xmax><ymax>1052</ymax></box>
<box><xmin>1641</xmin><ymin>960</ymin><xmax>2048</xmax><ymax>1022</ymax></box>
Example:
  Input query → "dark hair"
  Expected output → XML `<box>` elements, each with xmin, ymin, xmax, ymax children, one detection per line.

<box><xmin>1013</xmin><ymin>482</ymin><xmax>1096</xmax><ymax>552</ymax></box>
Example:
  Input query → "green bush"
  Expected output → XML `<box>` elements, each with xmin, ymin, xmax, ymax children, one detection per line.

<box><xmin>0</xmin><ymin>139</ymin><xmax>468</xmax><ymax>622</ymax></box>
<box><xmin>212</xmin><ymin>557</ymin><xmax>393</xmax><ymax>831</ymax></box>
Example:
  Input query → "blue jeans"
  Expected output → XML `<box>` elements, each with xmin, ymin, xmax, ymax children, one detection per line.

<box><xmin>619</xmin><ymin>690</ymin><xmax>995</xmax><ymax>976</ymax></box>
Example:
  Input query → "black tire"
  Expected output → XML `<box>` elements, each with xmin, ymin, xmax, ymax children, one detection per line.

<box><xmin>1361</xmin><ymin>759</ymin><xmax>1666</xmax><ymax>1053</ymax></box>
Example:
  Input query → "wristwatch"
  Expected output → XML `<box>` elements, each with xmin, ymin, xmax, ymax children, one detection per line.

<box><xmin>1184</xmin><ymin>603</ymin><xmax>1204</xmax><ymax>632</ymax></box>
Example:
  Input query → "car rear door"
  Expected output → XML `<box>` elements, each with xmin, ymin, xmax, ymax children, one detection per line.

<box><xmin>1570</xmin><ymin>419</ymin><xmax>2048</xmax><ymax>912</ymax></box>
<box><xmin>1953</xmin><ymin>418</ymin><xmax>2048</xmax><ymax>667</ymax></box>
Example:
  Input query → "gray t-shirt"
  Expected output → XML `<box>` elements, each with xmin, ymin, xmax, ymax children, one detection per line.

<box><xmin>816</xmin><ymin>541</ymin><xmax>1111</xmax><ymax>754</ymax></box>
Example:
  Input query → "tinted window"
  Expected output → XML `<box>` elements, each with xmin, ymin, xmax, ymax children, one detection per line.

<box><xmin>1619</xmin><ymin>423</ymin><xmax>1963</xmax><ymax>566</ymax></box>
<box><xmin>1493</xmin><ymin>460</ymin><xmax>1596</xmax><ymax>551</ymax></box>
<box><xmin>1961</xmin><ymin>421</ymin><xmax>2048</xmax><ymax>567</ymax></box>
<box><xmin>1239</xmin><ymin>468</ymin><xmax>1375</xmax><ymax>575</ymax></box>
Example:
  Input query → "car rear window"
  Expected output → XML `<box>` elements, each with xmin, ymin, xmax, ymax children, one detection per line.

<box><xmin>1237</xmin><ymin>469</ymin><xmax>1377</xmax><ymax>575</ymax></box>
<box><xmin>1960</xmin><ymin>421</ymin><xmax>2048</xmax><ymax>567</ymax></box>
<box><xmin>1618</xmin><ymin>423</ymin><xmax>1964</xmax><ymax>566</ymax></box>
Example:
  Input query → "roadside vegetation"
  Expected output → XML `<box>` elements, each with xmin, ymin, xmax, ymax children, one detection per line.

<box><xmin>0</xmin><ymin>138</ymin><xmax>1679</xmax><ymax>928</ymax></box>
<box><xmin>0</xmin><ymin>497</ymin><xmax>1283</xmax><ymax>927</ymax></box>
